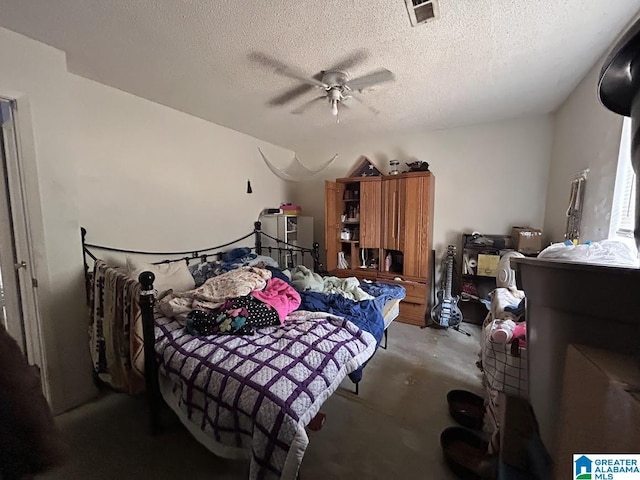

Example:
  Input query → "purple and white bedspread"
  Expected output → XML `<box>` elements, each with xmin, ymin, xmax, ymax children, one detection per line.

<box><xmin>154</xmin><ymin>310</ymin><xmax>376</xmax><ymax>480</ymax></box>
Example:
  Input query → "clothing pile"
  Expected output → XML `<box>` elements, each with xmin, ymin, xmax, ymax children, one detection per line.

<box><xmin>189</xmin><ymin>249</ymin><xmax>280</xmax><ymax>287</ymax></box>
<box><xmin>158</xmin><ymin>266</ymin><xmax>301</xmax><ymax>336</ymax></box>
<box><xmin>290</xmin><ymin>265</ymin><xmax>373</xmax><ymax>301</ymax></box>
<box><xmin>486</xmin><ymin>287</ymin><xmax>526</xmax><ymax>348</ymax></box>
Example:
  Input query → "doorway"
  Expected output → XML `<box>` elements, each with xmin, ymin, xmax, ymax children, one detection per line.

<box><xmin>0</xmin><ymin>97</ymin><xmax>49</xmax><ymax>399</ymax></box>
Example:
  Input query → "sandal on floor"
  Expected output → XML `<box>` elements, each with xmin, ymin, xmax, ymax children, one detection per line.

<box><xmin>447</xmin><ymin>389</ymin><xmax>485</xmax><ymax>430</ymax></box>
<box><xmin>440</xmin><ymin>427</ymin><xmax>496</xmax><ymax>480</ymax></box>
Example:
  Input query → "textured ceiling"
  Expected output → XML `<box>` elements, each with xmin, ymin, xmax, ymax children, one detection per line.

<box><xmin>1</xmin><ymin>0</ymin><xmax>639</xmax><ymax>152</ymax></box>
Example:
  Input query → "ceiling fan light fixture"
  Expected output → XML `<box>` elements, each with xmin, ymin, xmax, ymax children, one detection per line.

<box><xmin>331</xmin><ymin>100</ymin><xmax>339</xmax><ymax>116</ymax></box>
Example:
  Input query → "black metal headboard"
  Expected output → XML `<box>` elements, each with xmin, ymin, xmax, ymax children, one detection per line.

<box><xmin>81</xmin><ymin>221</ymin><xmax>320</xmax><ymax>277</ymax></box>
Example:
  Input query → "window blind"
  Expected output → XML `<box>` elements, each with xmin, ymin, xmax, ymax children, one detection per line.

<box><xmin>611</xmin><ymin>118</ymin><xmax>636</xmax><ymax>238</ymax></box>
<box><xmin>616</xmin><ymin>171</ymin><xmax>635</xmax><ymax>237</ymax></box>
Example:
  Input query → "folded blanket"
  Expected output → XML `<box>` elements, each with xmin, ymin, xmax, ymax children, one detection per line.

<box><xmin>251</xmin><ymin>278</ymin><xmax>301</xmax><ymax>323</ymax></box>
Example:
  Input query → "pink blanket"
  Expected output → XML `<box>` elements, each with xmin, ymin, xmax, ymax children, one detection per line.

<box><xmin>251</xmin><ymin>278</ymin><xmax>301</xmax><ymax>323</ymax></box>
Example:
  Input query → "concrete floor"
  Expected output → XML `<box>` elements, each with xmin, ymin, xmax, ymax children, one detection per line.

<box><xmin>42</xmin><ymin>321</ymin><xmax>483</xmax><ymax>480</ymax></box>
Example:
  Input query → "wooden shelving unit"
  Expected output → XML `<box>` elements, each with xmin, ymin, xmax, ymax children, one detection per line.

<box><xmin>325</xmin><ymin>172</ymin><xmax>435</xmax><ymax>325</ymax></box>
<box><xmin>458</xmin><ymin>233</ymin><xmax>512</xmax><ymax>324</ymax></box>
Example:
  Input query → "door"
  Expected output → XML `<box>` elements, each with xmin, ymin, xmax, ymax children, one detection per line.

<box><xmin>0</xmin><ymin>100</ymin><xmax>27</xmax><ymax>350</ymax></box>
<box><xmin>359</xmin><ymin>179</ymin><xmax>381</xmax><ymax>249</ymax></box>
<box><xmin>382</xmin><ymin>178</ymin><xmax>405</xmax><ymax>251</ymax></box>
<box><xmin>324</xmin><ymin>181</ymin><xmax>341</xmax><ymax>271</ymax></box>
<box><xmin>403</xmin><ymin>174</ymin><xmax>434</xmax><ymax>278</ymax></box>
<box><xmin>0</xmin><ymin>99</ymin><xmax>46</xmax><ymax>394</ymax></box>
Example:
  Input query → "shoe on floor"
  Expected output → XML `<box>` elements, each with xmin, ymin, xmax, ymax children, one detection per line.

<box><xmin>440</xmin><ymin>427</ymin><xmax>496</xmax><ymax>480</ymax></box>
<box><xmin>447</xmin><ymin>389</ymin><xmax>485</xmax><ymax>430</ymax></box>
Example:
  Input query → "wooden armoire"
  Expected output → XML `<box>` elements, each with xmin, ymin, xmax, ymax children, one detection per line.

<box><xmin>324</xmin><ymin>171</ymin><xmax>435</xmax><ymax>325</ymax></box>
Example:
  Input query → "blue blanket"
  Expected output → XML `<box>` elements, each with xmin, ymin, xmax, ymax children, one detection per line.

<box><xmin>359</xmin><ymin>281</ymin><xmax>406</xmax><ymax>306</ymax></box>
<box><xmin>298</xmin><ymin>281</ymin><xmax>405</xmax><ymax>383</ymax></box>
<box><xmin>299</xmin><ymin>292</ymin><xmax>385</xmax><ymax>345</ymax></box>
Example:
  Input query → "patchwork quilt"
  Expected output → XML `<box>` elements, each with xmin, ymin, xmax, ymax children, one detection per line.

<box><xmin>155</xmin><ymin>310</ymin><xmax>376</xmax><ymax>480</ymax></box>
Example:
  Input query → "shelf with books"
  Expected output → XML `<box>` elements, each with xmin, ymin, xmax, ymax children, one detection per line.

<box><xmin>459</xmin><ymin>233</ymin><xmax>512</xmax><ymax>324</ymax></box>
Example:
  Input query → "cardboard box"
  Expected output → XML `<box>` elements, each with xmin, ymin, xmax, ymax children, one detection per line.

<box><xmin>477</xmin><ymin>254</ymin><xmax>500</xmax><ymax>277</ymax></box>
<box><xmin>555</xmin><ymin>345</ymin><xmax>640</xmax><ymax>479</ymax></box>
<box><xmin>511</xmin><ymin>227</ymin><xmax>542</xmax><ymax>254</ymax></box>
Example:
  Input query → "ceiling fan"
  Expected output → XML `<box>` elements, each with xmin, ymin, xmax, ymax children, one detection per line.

<box><xmin>249</xmin><ymin>51</ymin><xmax>395</xmax><ymax>120</ymax></box>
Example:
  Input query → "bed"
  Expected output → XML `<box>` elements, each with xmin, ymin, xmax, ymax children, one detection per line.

<box><xmin>81</xmin><ymin>222</ymin><xmax>404</xmax><ymax>479</ymax></box>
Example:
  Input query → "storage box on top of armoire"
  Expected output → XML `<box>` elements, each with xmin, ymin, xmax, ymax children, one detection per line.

<box><xmin>511</xmin><ymin>227</ymin><xmax>542</xmax><ymax>254</ymax></box>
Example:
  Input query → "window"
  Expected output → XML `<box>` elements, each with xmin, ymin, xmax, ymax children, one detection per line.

<box><xmin>609</xmin><ymin>117</ymin><xmax>636</xmax><ymax>242</ymax></box>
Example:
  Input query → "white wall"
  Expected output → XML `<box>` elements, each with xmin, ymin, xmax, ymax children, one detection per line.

<box><xmin>70</xmin><ymin>74</ymin><xmax>293</xmax><ymax>253</ymax></box>
<box><xmin>0</xmin><ymin>27</ymin><xmax>293</xmax><ymax>413</ymax></box>
<box><xmin>293</xmin><ymin>115</ymin><xmax>553</xmax><ymax>262</ymax></box>
<box><xmin>543</xmin><ymin>62</ymin><xmax>624</xmax><ymax>244</ymax></box>
<box><xmin>0</xmin><ymin>26</ymin><xmax>89</xmax><ymax>413</ymax></box>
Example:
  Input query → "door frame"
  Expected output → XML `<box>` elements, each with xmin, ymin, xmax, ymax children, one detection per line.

<box><xmin>0</xmin><ymin>94</ymin><xmax>50</xmax><ymax>402</ymax></box>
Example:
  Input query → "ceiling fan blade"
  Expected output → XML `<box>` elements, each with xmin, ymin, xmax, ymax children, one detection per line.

<box><xmin>328</xmin><ymin>49</ymin><xmax>368</xmax><ymax>73</ymax></box>
<box><xmin>268</xmin><ymin>84</ymin><xmax>315</xmax><ymax>106</ymax></box>
<box><xmin>344</xmin><ymin>94</ymin><xmax>380</xmax><ymax>115</ymax></box>
<box><xmin>346</xmin><ymin>68</ymin><xmax>395</xmax><ymax>91</ymax></box>
<box><xmin>291</xmin><ymin>96</ymin><xmax>326</xmax><ymax>115</ymax></box>
<box><xmin>248</xmin><ymin>52</ymin><xmax>327</xmax><ymax>88</ymax></box>
<box><xmin>275</xmin><ymin>67</ymin><xmax>327</xmax><ymax>88</ymax></box>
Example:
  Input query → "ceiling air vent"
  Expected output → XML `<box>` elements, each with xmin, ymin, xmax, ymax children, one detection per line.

<box><xmin>405</xmin><ymin>0</ymin><xmax>439</xmax><ymax>27</ymax></box>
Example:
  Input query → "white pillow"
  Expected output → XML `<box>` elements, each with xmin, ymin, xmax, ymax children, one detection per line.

<box><xmin>126</xmin><ymin>256</ymin><xmax>195</xmax><ymax>294</ymax></box>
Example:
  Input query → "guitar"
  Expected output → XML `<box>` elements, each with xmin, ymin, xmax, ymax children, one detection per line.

<box><xmin>431</xmin><ymin>245</ymin><xmax>463</xmax><ymax>328</ymax></box>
